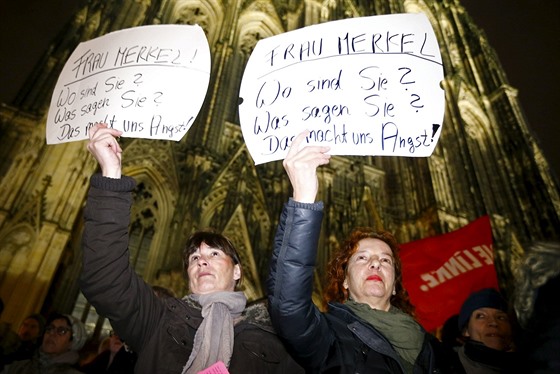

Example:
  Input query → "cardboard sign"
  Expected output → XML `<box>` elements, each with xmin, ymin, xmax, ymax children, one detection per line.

<box><xmin>238</xmin><ymin>13</ymin><xmax>445</xmax><ymax>165</ymax></box>
<box><xmin>46</xmin><ymin>24</ymin><xmax>210</xmax><ymax>144</ymax></box>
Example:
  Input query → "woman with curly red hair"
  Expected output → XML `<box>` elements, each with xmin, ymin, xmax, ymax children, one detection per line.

<box><xmin>322</xmin><ymin>228</ymin><xmax>415</xmax><ymax>317</ymax></box>
<box><xmin>267</xmin><ymin>131</ymin><xmax>452</xmax><ymax>373</ymax></box>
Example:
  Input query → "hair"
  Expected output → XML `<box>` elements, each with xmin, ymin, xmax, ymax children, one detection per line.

<box><xmin>182</xmin><ymin>229</ymin><xmax>243</xmax><ymax>287</ymax></box>
<box><xmin>322</xmin><ymin>227</ymin><xmax>415</xmax><ymax>316</ymax></box>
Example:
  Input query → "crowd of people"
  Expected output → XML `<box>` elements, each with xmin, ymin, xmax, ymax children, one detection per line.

<box><xmin>0</xmin><ymin>311</ymin><xmax>106</xmax><ymax>374</ymax></box>
<box><xmin>0</xmin><ymin>125</ymin><xmax>557</xmax><ymax>373</ymax></box>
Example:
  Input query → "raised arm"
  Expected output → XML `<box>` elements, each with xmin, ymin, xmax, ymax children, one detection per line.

<box><xmin>80</xmin><ymin>124</ymin><xmax>163</xmax><ymax>353</ymax></box>
<box><xmin>267</xmin><ymin>131</ymin><xmax>333</xmax><ymax>370</ymax></box>
<box><xmin>86</xmin><ymin>123</ymin><xmax>123</xmax><ymax>178</ymax></box>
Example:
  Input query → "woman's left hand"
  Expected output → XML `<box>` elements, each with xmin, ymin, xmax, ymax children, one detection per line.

<box><xmin>283</xmin><ymin>131</ymin><xmax>331</xmax><ymax>203</ymax></box>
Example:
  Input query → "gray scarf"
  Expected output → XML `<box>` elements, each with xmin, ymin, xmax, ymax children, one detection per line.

<box><xmin>346</xmin><ymin>300</ymin><xmax>424</xmax><ymax>374</ymax></box>
<box><xmin>182</xmin><ymin>291</ymin><xmax>247</xmax><ymax>374</ymax></box>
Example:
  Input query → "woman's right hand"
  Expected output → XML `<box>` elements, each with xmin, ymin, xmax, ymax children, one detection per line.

<box><xmin>283</xmin><ymin>131</ymin><xmax>331</xmax><ymax>203</ymax></box>
<box><xmin>86</xmin><ymin>123</ymin><xmax>123</xmax><ymax>179</ymax></box>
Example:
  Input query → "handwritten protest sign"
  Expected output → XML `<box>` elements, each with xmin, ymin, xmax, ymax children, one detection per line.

<box><xmin>238</xmin><ymin>13</ymin><xmax>445</xmax><ymax>165</ymax></box>
<box><xmin>46</xmin><ymin>24</ymin><xmax>210</xmax><ymax>144</ymax></box>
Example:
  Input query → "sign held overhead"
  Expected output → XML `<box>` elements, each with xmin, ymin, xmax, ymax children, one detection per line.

<box><xmin>46</xmin><ymin>24</ymin><xmax>211</xmax><ymax>144</ymax></box>
<box><xmin>238</xmin><ymin>13</ymin><xmax>445</xmax><ymax>165</ymax></box>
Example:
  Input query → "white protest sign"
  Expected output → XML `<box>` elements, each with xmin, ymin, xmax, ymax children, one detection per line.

<box><xmin>46</xmin><ymin>24</ymin><xmax>210</xmax><ymax>144</ymax></box>
<box><xmin>238</xmin><ymin>13</ymin><xmax>445</xmax><ymax>165</ymax></box>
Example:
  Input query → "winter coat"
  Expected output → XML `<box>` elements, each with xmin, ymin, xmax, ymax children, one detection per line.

<box><xmin>267</xmin><ymin>199</ymin><xmax>448</xmax><ymax>373</ymax></box>
<box><xmin>0</xmin><ymin>339</ymin><xmax>40</xmax><ymax>372</ymax></box>
<box><xmin>0</xmin><ymin>350</ymin><xmax>82</xmax><ymax>374</ymax></box>
<box><xmin>455</xmin><ymin>340</ymin><xmax>520</xmax><ymax>373</ymax></box>
<box><xmin>80</xmin><ymin>174</ymin><xmax>304</xmax><ymax>374</ymax></box>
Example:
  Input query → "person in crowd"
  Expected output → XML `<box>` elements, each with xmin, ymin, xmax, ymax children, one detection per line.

<box><xmin>1</xmin><ymin>312</ymin><xmax>86</xmax><ymax>374</ymax></box>
<box><xmin>0</xmin><ymin>313</ymin><xmax>46</xmax><ymax>370</ymax></box>
<box><xmin>77</xmin><ymin>337</ymin><xmax>108</xmax><ymax>368</ymax></box>
<box><xmin>80</xmin><ymin>123</ymin><xmax>304</xmax><ymax>374</ymax></box>
<box><xmin>456</xmin><ymin>287</ymin><xmax>519</xmax><ymax>373</ymax></box>
<box><xmin>96</xmin><ymin>337</ymin><xmax>111</xmax><ymax>356</ymax></box>
<box><xmin>514</xmin><ymin>241</ymin><xmax>560</xmax><ymax>373</ymax></box>
<box><xmin>80</xmin><ymin>330</ymin><xmax>136</xmax><ymax>374</ymax></box>
<box><xmin>440</xmin><ymin>314</ymin><xmax>465</xmax><ymax>352</ymax></box>
<box><xmin>267</xmin><ymin>131</ymin><xmax>450</xmax><ymax>373</ymax></box>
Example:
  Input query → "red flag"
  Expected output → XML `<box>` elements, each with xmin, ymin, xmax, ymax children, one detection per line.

<box><xmin>400</xmin><ymin>216</ymin><xmax>498</xmax><ymax>332</ymax></box>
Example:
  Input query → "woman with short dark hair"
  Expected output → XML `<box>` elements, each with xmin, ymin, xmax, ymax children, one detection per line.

<box><xmin>81</xmin><ymin>124</ymin><xmax>303</xmax><ymax>374</ymax></box>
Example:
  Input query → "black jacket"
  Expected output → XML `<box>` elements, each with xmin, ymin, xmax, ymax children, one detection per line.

<box><xmin>267</xmin><ymin>199</ymin><xmax>447</xmax><ymax>373</ymax></box>
<box><xmin>80</xmin><ymin>347</ymin><xmax>137</xmax><ymax>374</ymax></box>
<box><xmin>455</xmin><ymin>340</ymin><xmax>521</xmax><ymax>373</ymax></box>
<box><xmin>80</xmin><ymin>174</ymin><xmax>304</xmax><ymax>374</ymax></box>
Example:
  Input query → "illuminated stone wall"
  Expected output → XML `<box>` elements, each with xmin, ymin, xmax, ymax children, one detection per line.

<box><xmin>0</xmin><ymin>0</ymin><xmax>558</xmax><ymax>336</ymax></box>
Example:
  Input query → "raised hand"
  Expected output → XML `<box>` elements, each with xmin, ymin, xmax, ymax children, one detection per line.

<box><xmin>86</xmin><ymin>123</ymin><xmax>123</xmax><ymax>179</ymax></box>
<box><xmin>283</xmin><ymin>131</ymin><xmax>331</xmax><ymax>203</ymax></box>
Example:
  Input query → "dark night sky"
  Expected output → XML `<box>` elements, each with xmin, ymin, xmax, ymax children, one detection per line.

<box><xmin>1</xmin><ymin>0</ymin><xmax>558</xmax><ymax>178</ymax></box>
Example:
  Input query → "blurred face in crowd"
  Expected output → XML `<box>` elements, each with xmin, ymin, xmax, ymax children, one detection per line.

<box><xmin>464</xmin><ymin>307</ymin><xmax>513</xmax><ymax>351</ymax></box>
<box><xmin>42</xmin><ymin>318</ymin><xmax>72</xmax><ymax>356</ymax></box>
<box><xmin>109</xmin><ymin>331</ymin><xmax>124</xmax><ymax>354</ymax></box>
<box><xmin>343</xmin><ymin>238</ymin><xmax>396</xmax><ymax>310</ymax></box>
<box><xmin>18</xmin><ymin>317</ymin><xmax>41</xmax><ymax>342</ymax></box>
<box><xmin>187</xmin><ymin>242</ymin><xmax>241</xmax><ymax>294</ymax></box>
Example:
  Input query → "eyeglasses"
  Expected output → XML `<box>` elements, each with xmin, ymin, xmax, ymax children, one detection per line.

<box><xmin>45</xmin><ymin>325</ymin><xmax>71</xmax><ymax>336</ymax></box>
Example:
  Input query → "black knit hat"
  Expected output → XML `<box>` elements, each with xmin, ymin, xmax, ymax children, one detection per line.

<box><xmin>458</xmin><ymin>288</ymin><xmax>508</xmax><ymax>330</ymax></box>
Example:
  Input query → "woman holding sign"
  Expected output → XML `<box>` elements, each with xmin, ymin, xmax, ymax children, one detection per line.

<box><xmin>80</xmin><ymin>124</ymin><xmax>304</xmax><ymax>374</ymax></box>
<box><xmin>267</xmin><ymin>131</ymin><xmax>452</xmax><ymax>373</ymax></box>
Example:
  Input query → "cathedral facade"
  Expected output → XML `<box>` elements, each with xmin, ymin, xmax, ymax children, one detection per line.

<box><xmin>0</xmin><ymin>0</ymin><xmax>558</xmax><ymax>336</ymax></box>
